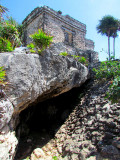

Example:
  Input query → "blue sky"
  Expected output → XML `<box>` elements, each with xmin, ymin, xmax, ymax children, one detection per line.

<box><xmin>1</xmin><ymin>0</ymin><xmax>120</xmax><ymax>61</ymax></box>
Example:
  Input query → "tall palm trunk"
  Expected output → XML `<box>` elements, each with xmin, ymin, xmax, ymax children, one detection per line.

<box><xmin>108</xmin><ymin>33</ymin><xmax>110</xmax><ymax>60</ymax></box>
<box><xmin>113</xmin><ymin>36</ymin><xmax>115</xmax><ymax>59</ymax></box>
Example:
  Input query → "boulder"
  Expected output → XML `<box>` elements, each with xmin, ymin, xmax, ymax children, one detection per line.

<box><xmin>0</xmin><ymin>43</ymin><xmax>88</xmax><ymax>114</ymax></box>
<box><xmin>0</xmin><ymin>43</ymin><xmax>89</xmax><ymax>160</ymax></box>
<box><xmin>0</xmin><ymin>131</ymin><xmax>18</xmax><ymax>160</ymax></box>
<box><xmin>0</xmin><ymin>99</ymin><xmax>14</xmax><ymax>130</ymax></box>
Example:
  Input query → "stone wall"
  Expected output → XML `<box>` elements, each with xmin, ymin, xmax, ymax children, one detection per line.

<box><xmin>43</xmin><ymin>12</ymin><xmax>65</xmax><ymax>43</ymax></box>
<box><xmin>22</xmin><ymin>6</ymin><xmax>94</xmax><ymax>51</ymax></box>
<box><xmin>85</xmin><ymin>39</ymin><xmax>94</xmax><ymax>50</ymax></box>
<box><xmin>23</xmin><ymin>12</ymin><xmax>44</xmax><ymax>45</ymax></box>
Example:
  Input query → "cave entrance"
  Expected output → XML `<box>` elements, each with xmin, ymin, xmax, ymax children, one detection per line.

<box><xmin>15</xmin><ymin>81</ymin><xmax>88</xmax><ymax>160</ymax></box>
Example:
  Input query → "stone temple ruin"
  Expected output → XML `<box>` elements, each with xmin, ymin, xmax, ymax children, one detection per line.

<box><xmin>22</xmin><ymin>6</ymin><xmax>95</xmax><ymax>51</ymax></box>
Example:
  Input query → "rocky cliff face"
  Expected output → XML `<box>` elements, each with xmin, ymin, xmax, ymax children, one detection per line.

<box><xmin>0</xmin><ymin>43</ymin><xmax>89</xmax><ymax>159</ymax></box>
<box><xmin>0</xmin><ymin>43</ymin><xmax>88</xmax><ymax>115</ymax></box>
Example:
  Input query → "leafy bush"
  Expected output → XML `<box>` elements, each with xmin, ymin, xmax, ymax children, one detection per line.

<box><xmin>6</xmin><ymin>17</ymin><xmax>24</xmax><ymax>41</ymax></box>
<box><xmin>105</xmin><ymin>76</ymin><xmax>120</xmax><ymax>103</ymax></box>
<box><xmin>0</xmin><ymin>21</ymin><xmax>21</xmax><ymax>50</ymax></box>
<box><xmin>52</xmin><ymin>156</ymin><xmax>59</xmax><ymax>160</ymax></box>
<box><xmin>71</xmin><ymin>55</ymin><xmax>80</xmax><ymax>59</ymax></box>
<box><xmin>27</xmin><ymin>43</ymin><xmax>35</xmax><ymax>53</ymax></box>
<box><xmin>0</xmin><ymin>66</ymin><xmax>6</xmax><ymax>83</ymax></box>
<box><xmin>78</xmin><ymin>56</ymin><xmax>87</xmax><ymax>65</ymax></box>
<box><xmin>0</xmin><ymin>66</ymin><xmax>7</xmax><ymax>98</ymax></box>
<box><xmin>59</xmin><ymin>52</ymin><xmax>69</xmax><ymax>56</ymax></box>
<box><xmin>93</xmin><ymin>60</ymin><xmax>120</xmax><ymax>103</ymax></box>
<box><xmin>93</xmin><ymin>60</ymin><xmax>120</xmax><ymax>80</ymax></box>
<box><xmin>29</xmin><ymin>29</ymin><xmax>53</xmax><ymax>54</ymax></box>
<box><xmin>59</xmin><ymin>52</ymin><xmax>88</xmax><ymax>66</ymax></box>
<box><xmin>0</xmin><ymin>37</ymin><xmax>13</xmax><ymax>52</ymax></box>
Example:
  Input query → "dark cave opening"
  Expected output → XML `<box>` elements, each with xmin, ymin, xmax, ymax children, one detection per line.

<box><xmin>14</xmin><ymin>80</ymin><xmax>90</xmax><ymax>160</ymax></box>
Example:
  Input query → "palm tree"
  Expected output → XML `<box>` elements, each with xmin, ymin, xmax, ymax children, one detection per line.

<box><xmin>6</xmin><ymin>17</ymin><xmax>23</xmax><ymax>41</ymax></box>
<box><xmin>0</xmin><ymin>5</ymin><xmax>9</xmax><ymax>22</ymax></box>
<box><xmin>111</xmin><ymin>19</ymin><xmax>119</xmax><ymax>59</ymax></box>
<box><xmin>97</xmin><ymin>15</ymin><xmax>118</xmax><ymax>60</ymax></box>
<box><xmin>112</xmin><ymin>32</ymin><xmax>118</xmax><ymax>59</ymax></box>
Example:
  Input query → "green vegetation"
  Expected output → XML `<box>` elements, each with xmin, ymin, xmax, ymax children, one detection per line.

<box><xmin>71</xmin><ymin>55</ymin><xmax>80</xmax><ymax>59</ymax></box>
<box><xmin>59</xmin><ymin>52</ymin><xmax>88</xmax><ymax>66</ymax></box>
<box><xmin>93</xmin><ymin>60</ymin><xmax>120</xmax><ymax>103</ymax></box>
<box><xmin>96</xmin><ymin>15</ymin><xmax>119</xmax><ymax>60</ymax></box>
<box><xmin>28</xmin><ymin>29</ymin><xmax>53</xmax><ymax>54</ymax></box>
<box><xmin>93</xmin><ymin>60</ymin><xmax>120</xmax><ymax>80</ymax></box>
<box><xmin>0</xmin><ymin>5</ymin><xmax>9</xmax><ymax>22</ymax></box>
<box><xmin>0</xmin><ymin>5</ymin><xmax>23</xmax><ymax>52</ymax></box>
<box><xmin>52</xmin><ymin>156</ymin><xmax>59</xmax><ymax>160</ymax></box>
<box><xmin>96</xmin><ymin>15</ymin><xmax>120</xmax><ymax>103</ymax></box>
<box><xmin>27</xmin><ymin>43</ymin><xmax>35</xmax><ymax>53</ymax></box>
<box><xmin>0</xmin><ymin>20</ymin><xmax>21</xmax><ymax>52</ymax></box>
<box><xmin>24</xmin><ymin>157</ymin><xmax>30</xmax><ymax>160</ymax></box>
<box><xmin>0</xmin><ymin>66</ymin><xmax>6</xmax><ymax>83</ymax></box>
<box><xmin>105</xmin><ymin>76</ymin><xmax>120</xmax><ymax>103</ymax></box>
<box><xmin>59</xmin><ymin>52</ymin><xmax>69</xmax><ymax>56</ymax></box>
<box><xmin>6</xmin><ymin>17</ymin><xmax>23</xmax><ymax>41</ymax></box>
<box><xmin>78</xmin><ymin>56</ymin><xmax>87</xmax><ymax>65</ymax></box>
<box><xmin>0</xmin><ymin>66</ymin><xmax>7</xmax><ymax>98</ymax></box>
<box><xmin>0</xmin><ymin>37</ymin><xmax>13</xmax><ymax>52</ymax></box>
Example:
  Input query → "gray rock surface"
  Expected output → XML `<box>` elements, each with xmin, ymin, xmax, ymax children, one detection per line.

<box><xmin>0</xmin><ymin>44</ymin><xmax>88</xmax><ymax>114</ymax></box>
<box><xmin>0</xmin><ymin>43</ymin><xmax>89</xmax><ymax>160</ymax></box>
<box><xmin>0</xmin><ymin>131</ymin><xmax>18</xmax><ymax>160</ymax></box>
<box><xmin>54</xmin><ymin>80</ymin><xmax>120</xmax><ymax>160</ymax></box>
<box><xmin>0</xmin><ymin>99</ymin><xmax>14</xmax><ymax>130</ymax></box>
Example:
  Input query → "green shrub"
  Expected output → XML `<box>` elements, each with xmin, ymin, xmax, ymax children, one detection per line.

<box><xmin>52</xmin><ymin>156</ymin><xmax>58</xmax><ymax>160</ymax></box>
<box><xmin>59</xmin><ymin>52</ymin><xmax>88</xmax><ymax>66</ymax></box>
<box><xmin>93</xmin><ymin>60</ymin><xmax>120</xmax><ymax>103</ymax></box>
<box><xmin>27</xmin><ymin>43</ymin><xmax>35</xmax><ymax>53</ymax></box>
<box><xmin>0</xmin><ymin>66</ymin><xmax>8</xmax><ymax>98</ymax></box>
<box><xmin>27</xmin><ymin>43</ymin><xmax>35</xmax><ymax>49</ymax></box>
<box><xmin>105</xmin><ymin>76</ymin><xmax>120</xmax><ymax>103</ymax></box>
<box><xmin>5</xmin><ymin>17</ymin><xmax>24</xmax><ymax>42</ymax></box>
<box><xmin>93</xmin><ymin>60</ymin><xmax>120</xmax><ymax>80</ymax></box>
<box><xmin>29</xmin><ymin>29</ymin><xmax>53</xmax><ymax>54</ymax></box>
<box><xmin>78</xmin><ymin>56</ymin><xmax>87</xmax><ymax>64</ymax></box>
<box><xmin>71</xmin><ymin>55</ymin><xmax>80</xmax><ymax>59</ymax></box>
<box><xmin>0</xmin><ymin>21</ymin><xmax>21</xmax><ymax>49</ymax></box>
<box><xmin>0</xmin><ymin>66</ymin><xmax>6</xmax><ymax>83</ymax></box>
<box><xmin>0</xmin><ymin>37</ymin><xmax>13</xmax><ymax>52</ymax></box>
<box><xmin>0</xmin><ymin>22</ymin><xmax>18</xmax><ymax>39</ymax></box>
<box><xmin>59</xmin><ymin>52</ymin><xmax>69</xmax><ymax>56</ymax></box>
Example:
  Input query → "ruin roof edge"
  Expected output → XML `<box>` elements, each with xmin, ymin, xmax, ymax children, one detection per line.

<box><xmin>22</xmin><ymin>6</ymin><xmax>86</xmax><ymax>32</ymax></box>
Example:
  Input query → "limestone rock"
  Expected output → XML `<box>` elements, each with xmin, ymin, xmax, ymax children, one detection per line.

<box><xmin>100</xmin><ymin>145</ymin><xmax>120</xmax><ymax>159</ymax></box>
<box><xmin>0</xmin><ymin>131</ymin><xmax>18</xmax><ymax>160</ymax></box>
<box><xmin>112</xmin><ymin>140</ymin><xmax>120</xmax><ymax>149</ymax></box>
<box><xmin>31</xmin><ymin>148</ymin><xmax>45</xmax><ymax>159</ymax></box>
<box><xmin>0</xmin><ymin>99</ymin><xmax>14</xmax><ymax>130</ymax></box>
<box><xmin>0</xmin><ymin>43</ymin><xmax>88</xmax><ymax>114</ymax></box>
<box><xmin>0</xmin><ymin>43</ymin><xmax>88</xmax><ymax>160</ymax></box>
